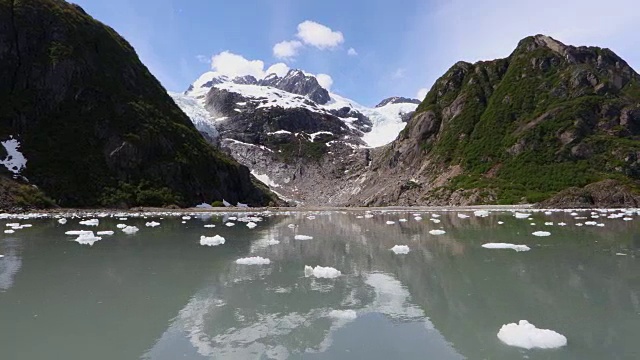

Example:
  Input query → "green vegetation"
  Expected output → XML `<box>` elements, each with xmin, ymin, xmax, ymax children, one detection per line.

<box><xmin>99</xmin><ymin>181</ymin><xmax>181</xmax><ymax>208</ymax></box>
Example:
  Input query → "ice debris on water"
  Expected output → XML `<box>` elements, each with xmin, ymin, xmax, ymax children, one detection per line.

<box><xmin>515</xmin><ymin>212</ymin><xmax>531</xmax><ymax>219</ymax></box>
<box><xmin>386</xmin><ymin>221</ymin><xmax>395</xmax><ymax>225</ymax></box>
<box><xmin>58</xmin><ymin>218</ymin><xmax>67</xmax><ymax>225</ymax></box>
<box><xmin>497</xmin><ymin>320</ymin><xmax>567</xmax><ymax>349</ymax></box>
<box><xmin>482</xmin><ymin>243</ymin><xmax>530</xmax><ymax>252</ymax></box>
<box><xmin>121</xmin><ymin>226</ymin><xmax>139</xmax><ymax>234</ymax></box>
<box><xmin>4</xmin><ymin>230</ymin><xmax>14</xmax><ymax>234</ymax></box>
<box><xmin>532</xmin><ymin>231</ymin><xmax>551</xmax><ymax>237</ymax></box>
<box><xmin>390</xmin><ymin>245</ymin><xmax>410</xmax><ymax>254</ymax></box>
<box><xmin>65</xmin><ymin>230</ymin><xmax>93</xmax><ymax>236</ymax></box>
<box><xmin>295</xmin><ymin>235</ymin><xmax>313</xmax><ymax>240</ymax></box>
<box><xmin>225</xmin><ymin>222</ymin><xmax>235</xmax><ymax>227</ymax></box>
<box><xmin>96</xmin><ymin>231</ymin><xmax>114</xmax><ymax>236</ymax></box>
<box><xmin>74</xmin><ymin>231</ymin><xmax>102</xmax><ymax>246</ymax></box>
<box><xmin>116</xmin><ymin>224</ymin><xmax>127</xmax><ymax>229</ymax></box>
<box><xmin>429</xmin><ymin>229</ymin><xmax>446</xmax><ymax>235</ymax></box>
<box><xmin>458</xmin><ymin>213</ymin><xmax>470</xmax><ymax>219</ymax></box>
<box><xmin>304</xmin><ymin>265</ymin><xmax>341</xmax><ymax>278</ymax></box>
<box><xmin>145</xmin><ymin>221</ymin><xmax>160</xmax><ymax>227</ymax></box>
<box><xmin>236</xmin><ymin>256</ymin><xmax>271</xmax><ymax>265</ymax></box>
<box><xmin>79</xmin><ymin>219</ymin><xmax>99</xmax><ymax>226</ymax></box>
<box><xmin>200</xmin><ymin>235</ymin><xmax>225</xmax><ymax>246</ymax></box>
<box><xmin>204</xmin><ymin>224</ymin><xmax>216</xmax><ymax>228</ymax></box>
<box><xmin>246</xmin><ymin>222</ymin><xmax>257</xmax><ymax>229</ymax></box>
<box><xmin>474</xmin><ymin>210</ymin><xmax>489</xmax><ymax>217</ymax></box>
<box><xmin>266</xmin><ymin>239</ymin><xmax>280</xmax><ymax>245</ymax></box>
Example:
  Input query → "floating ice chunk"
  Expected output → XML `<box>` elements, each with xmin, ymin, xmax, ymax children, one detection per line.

<box><xmin>616</xmin><ymin>253</ymin><xmax>627</xmax><ymax>256</ymax></box>
<box><xmin>497</xmin><ymin>320</ymin><xmax>567</xmax><ymax>349</ymax></box>
<box><xmin>295</xmin><ymin>235</ymin><xmax>313</xmax><ymax>240</ymax></box>
<box><xmin>195</xmin><ymin>203</ymin><xmax>214</xmax><ymax>209</ymax></box>
<box><xmin>515</xmin><ymin>212</ymin><xmax>531</xmax><ymax>219</ymax></box>
<box><xmin>119</xmin><ymin>218</ymin><xmax>128</xmax><ymax>221</ymax></box>
<box><xmin>236</xmin><ymin>256</ymin><xmax>271</xmax><ymax>265</ymax></box>
<box><xmin>386</xmin><ymin>221</ymin><xmax>395</xmax><ymax>225</ymax></box>
<box><xmin>458</xmin><ymin>213</ymin><xmax>470</xmax><ymax>219</ymax></box>
<box><xmin>304</xmin><ymin>265</ymin><xmax>341</xmax><ymax>278</ymax></box>
<box><xmin>58</xmin><ymin>218</ymin><xmax>67</xmax><ymax>224</ymax></box>
<box><xmin>329</xmin><ymin>310</ymin><xmax>357</xmax><ymax>320</ymax></box>
<box><xmin>399</xmin><ymin>219</ymin><xmax>408</xmax><ymax>222</ymax></box>
<box><xmin>544</xmin><ymin>222</ymin><xmax>553</xmax><ymax>226</ymax></box>
<box><xmin>116</xmin><ymin>224</ymin><xmax>127</xmax><ymax>229</ymax></box>
<box><xmin>287</xmin><ymin>224</ymin><xmax>296</xmax><ymax>229</ymax></box>
<box><xmin>307</xmin><ymin>216</ymin><xmax>316</xmax><ymax>220</ymax></box>
<box><xmin>145</xmin><ymin>221</ymin><xmax>160</xmax><ymax>227</ymax></box>
<box><xmin>182</xmin><ymin>216</ymin><xmax>191</xmax><ymax>220</ymax></box>
<box><xmin>204</xmin><ymin>224</ymin><xmax>216</xmax><ymax>228</ymax></box>
<box><xmin>356</xmin><ymin>216</ymin><xmax>364</xmax><ymax>219</ymax></box>
<box><xmin>414</xmin><ymin>216</ymin><xmax>422</xmax><ymax>221</ymax></box>
<box><xmin>96</xmin><ymin>231</ymin><xmax>114</xmax><ymax>236</ymax></box>
<box><xmin>482</xmin><ymin>243</ymin><xmax>530</xmax><ymax>252</ymax></box>
<box><xmin>65</xmin><ymin>230</ymin><xmax>93</xmax><ymax>235</ymax></box>
<box><xmin>532</xmin><ymin>231</ymin><xmax>551</xmax><ymax>237</ymax></box>
<box><xmin>585</xmin><ymin>221</ymin><xmax>597</xmax><ymax>226</ymax></box>
<box><xmin>246</xmin><ymin>222</ymin><xmax>257</xmax><ymax>229</ymax></box>
<box><xmin>391</xmin><ymin>245</ymin><xmax>410</xmax><ymax>254</ymax></box>
<box><xmin>79</xmin><ymin>219</ymin><xmax>99</xmax><ymax>226</ymax></box>
<box><xmin>558</xmin><ymin>222</ymin><xmax>567</xmax><ymax>226</ymax></box>
<box><xmin>474</xmin><ymin>210</ymin><xmax>489</xmax><ymax>217</ymax></box>
<box><xmin>623</xmin><ymin>217</ymin><xmax>633</xmax><ymax>221</ymax></box>
<box><xmin>0</xmin><ymin>254</ymin><xmax>3</xmax><ymax>258</ymax></box>
<box><xmin>266</xmin><ymin>239</ymin><xmax>280</xmax><ymax>245</ymax></box>
<box><xmin>75</xmin><ymin>232</ymin><xmax>102</xmax><ymax>246</ymax></box>
<box><xmin>530</xmin><ymin>223</ymin><xmax>536</xmax><ymax>226</ymax></box>
<box><xmin>431</xmin><ymin>214</ymin><xmax>441</xmax><ymax>218</ymax></box>
<box><xmin>122</xmin><ymin>226</ymin><xmax>139</xmax><ymax>234</ymax></box>
<box><xmin>596</xmin><ymin>223</ymin><xmax>605</xmax><ymax>227</ymax></box>
<box><xmin>544</xmin><ymin>211</ymin><xmax>553</xmax><ymax>215</ymax></box>
<box><xmin>576</xmin><ymin>223</ymin><xmax>584</xmax><ymax>227</ymax></box>
<box><xmin>429</xmin><ymin>229</ymin><xmax>446</xmax><ymax>235</ymax></box>
<box><xmin>4</xmin><ymin>230</ymin><xmax>14</xmax><ymax>234</ymax></box>
<box><xmin>5</xmin><ymin>223</ymin><xmax>19</xmax><ymax>227</ymax></box>
<box><xmin>200</xmin><ymin>235</ymin><xmax>225</xmax><ymax>246</ymax></box>
<box><xmin>570</xmin><ymin>212</ymin><xmax>578</xmax><ymax>216</ymax></box>
<box><xmin>498</xmin><ymin>221</ymin><xmax>504</xmax><ymax>225</ymax></box>
<box><xmin>364</xmin><ymin>214</ymin><xmax>374</xmax><ymax>219</ymax></box>
<box><xmin>225</xmin><ymin>222</ymin><xmax>235</xmax><ymax>227</ymax></box>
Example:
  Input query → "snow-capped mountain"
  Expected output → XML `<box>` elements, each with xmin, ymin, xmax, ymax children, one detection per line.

<box><xmin>170</xmin><ymin>68</ymin><xmax>420</xmax><ymax>205</ymax></box>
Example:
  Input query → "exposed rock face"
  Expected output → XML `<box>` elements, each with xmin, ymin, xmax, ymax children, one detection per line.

<box><xmin>0</xmin><ymin>0</ymin><xmax>275</xmax><ymax>208</ymax></box>
<box><xmin>537</xmin><ymin>180</ymin><xmax>640</xmax><ymax>208</ymax></box>
<box><xmin>258</xmin><ymin>70</ymin><xmax>331</xmax><ymax>104</ymax></box>
<box><xmin>375</xmin><ymin>97</ymin><xmax>421</xmax><ymax>108</ymax></box>
<box><xmin>340</xmin><ymin>35</ymin><xmax>640</xmax><ymax>206</ymax></box>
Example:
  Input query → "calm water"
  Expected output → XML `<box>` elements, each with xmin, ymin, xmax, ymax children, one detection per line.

<box><xmin>0</xmin><ymin>210</ymin><xmax>639</xmax><ymax>359</ymax></box>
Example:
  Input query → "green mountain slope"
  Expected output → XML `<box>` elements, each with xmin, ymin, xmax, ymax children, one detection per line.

<box><xmin>348</xmin><ymin>35</ymin><xmax>640</xmax><ymax>206</ymax></box>
<box><xmin>0</xmin><ymin>0</ymin><xmax>275</xmax><ymax>208</ymax></box>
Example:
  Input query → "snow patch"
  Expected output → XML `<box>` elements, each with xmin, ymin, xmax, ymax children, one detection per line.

<box><xmin>0</xmin><ymin>137</ymin><xmax>27</xmax><ymax>174</ymax></box>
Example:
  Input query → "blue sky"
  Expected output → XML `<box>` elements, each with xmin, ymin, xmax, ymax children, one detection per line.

<box><xmin>74</xmin><ymin>0</ymin><xmax>639</xmax><ymax>106</ymax></box>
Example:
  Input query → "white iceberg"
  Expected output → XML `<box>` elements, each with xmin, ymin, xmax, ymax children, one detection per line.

<box><xmin>145</xmin><ymin>221</ymin><xmax>160</xmax><ymax>227</ymax></box>
<box><xmin>391</xmin><ymin>245</ymin><xmax>410</xmax><ymax>254</ymax></box>
<box><xmin>246</xmin><ymin>222</ymin><xmax>257</xmax><ymax>229</ymax></box>
<box><xmin>304</xmin><ymin>265</ymin><xmax>341</xmax><ymax>279</ymax></box>
<box><xmin>204</xmin><ymin>224</ymin><xmax>216</xmax><ymax>228</ymax></box>
<box><xmin>515</xmin><ymin>212</ymin><xmax>531</xmax><ymax>219</ymax></box>
<box><xmin>482</xmin><ymin>243</ymin><xmax>530</xmax><ymax>252</ymax></box>
<box><xmin>182</xmin><ymin>216</ymin><xmax>191</xmax><ymax>220</ymax></box>
<box><xmin>4</xmin><ymin>230</ymin><xmax>14</xmax><ymax>234</ymax></box>
<box><xmin>474</xmin><ymin>210</ymin><xmax>490</xmax><ymax>217</ymax></box>
<box><xmin>386</xmin><ymin>221</ymin><xmax>395</xmax><ymax>225</ymax></box>
<box><xmin>532</xmin><ymin>231</ymin><xmax>551</xmax><ymax>237</ymax></box>
<box><xmin>200</xmin><ymin>235</ymin><xmax>225</xmax><ymax>246</ymax></box>
<box><xmin>225</xmin><ymin>222</ymin><xmax>235</xmax><ymax>227</ymax></box>
<box><xmin>458</xmin><ymin>213</ymin><xmax>470</xmax><ymax>219</ymax></box>
<box><xmin>75</xmin><ymin>232</ymin><xmax>102</xmax><ymax>246</ymax></box>
<box><xmin>116</xmin><ymin>224</ymin><xmax>127</xmax><ymax>229</ymax></box>
<box><xmin>414</xmin><ymin>216</ymin><xmax>423</xmax><ymax>221</ymax></box>
<box><xmin>65</xmin><ymin>230</ymin><xmax>93</xmax><ymax>236</ymax></box>
<box><xmin>429</xmin><ymin>229</ymin><xmax>446</xmax><ymax>235</ymax></box>
<box><xmin>96</xmin><ymin>231</ymin><xmax>114</xmax><ymax>236</ymax></box>
<box><xmin>497</xmin><ymin>320</ymin><xmax>567</xmax><ymax>349</ymax></box>
<box><xmin>58</xmin><ymin>218</ymin><xmax>67</xmax><ymax>225</ymax></box>
<box><xmin>79</xmin><ymin>219</ymin><xmax>99</xmax><ymax>226</ymax></box>
<box><xmin>122</xmin><ymin>226</ymin><xmax>139</xmax><ymax>234</ymax></box>
<box><xmin>295</xmin><ymin>235</ymin><xmax>313</xmax><ymax>240</ymax></box>
<box><xmin>236</xmin><ymin>256</ymin><xmax>271</xmax><ymax>265</ymax></box>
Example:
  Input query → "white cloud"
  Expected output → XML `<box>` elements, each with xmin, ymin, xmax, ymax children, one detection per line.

<box><xmin>210</xmin><ymin>51</ymin><xmax>265</xmax><ymax>79</ymax></box>
<box><xmin>316</xmin><ymin>74</ymin><xmax>333</xmax><ymax>91</ymax></box>
<box><xmin>265</xmin><ymin>63</ymin><xmax>290</xmax><ymax>77</ymax></box>
<box><xmin>273</xmin><ymin>40</ymin><xmax>303</xmax><ymax>60</ymax></box>
<box><xmin>347</xmin><ymin>48</ymin><xmax>358</xmax><ymax>56</ymax></box>
<box><xmin>296</xmin><ymin>20</ymin><xmax>344</xmax><ymax>49</ymax></box>
<box><xmin>416</xmin><ymin>88</ymin><xmax>429</xmax><ymax>100</ymax></box>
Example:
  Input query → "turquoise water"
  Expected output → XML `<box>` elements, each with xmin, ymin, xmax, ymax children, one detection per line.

<box><xmin>0</xmin><ymin>210</ymin><xmax>638</xmax><ymax>359</ymax></box>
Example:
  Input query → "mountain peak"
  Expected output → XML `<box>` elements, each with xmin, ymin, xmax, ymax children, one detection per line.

<box><xmin>375</xmin><ymin>97</ymin><xmax>421</xmax><ymax>108</ymax></box>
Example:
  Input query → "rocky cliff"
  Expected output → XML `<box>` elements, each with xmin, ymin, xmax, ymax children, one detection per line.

<box><xmin>0</xmin><ymin>0</ymin><xmax>276</xmax><ymax>208</ymax></box>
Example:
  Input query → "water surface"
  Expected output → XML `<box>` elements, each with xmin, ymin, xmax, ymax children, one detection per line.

<box><xmin>0</xmin><ymin>210</ymin><xmax>639</xmax><ymax>359</ymax></box>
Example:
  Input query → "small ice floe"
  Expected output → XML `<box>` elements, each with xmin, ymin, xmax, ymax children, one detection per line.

<box><xmin>498</xmin><ymin>221</ymin><xmax>504</xmax><ymax>225</ymax></box>
<box><xmin>544</xmin><ymin>211</ymin><xmax>553</xmax><ymax>215</ymax></box>
<box><xmin>246</xmin><ymin>222</ymin><xmax>257</xmax><ymax>229</ymax></box>
<box><xmin>236</xmin><ymin>256</ymin><xmax>271</xmax><ymax>265</ymax></box>
<box><xmin>65</xmin><ymin>230</ymin><xmax>93</xmax><ymax>236</ymax></box>
<box><xmin>616</xmin><ymin>253</ymin><xmax>627</xmax><ymax>256</ymax></box>
<box><xmin>356</xmin><ymin>215</ymin><xmax>364</xmax><ymax>219</ymax></box>
<box><xmin>431</xmin><ymin>214</ymin><xmax>441</xmax><ymax>218</ymax></box>
<box><xmin>515</xmin><ymin>212</ymin><xmax>531</xmax><ymax>219</ymax></box>
<box><xmin>225</xmin><ymin>222</ymin><xmax>235</xmax><ymax>227</ymax></box>
<box><xmin>429</xmin><ymin>229</ymin><xmax>446</xmax><ymax>235</ymax></box>
<box><xmin>4</xmin><ymin>230</ymin><xmax>15</xmax><ymax>234</ymax></box>
<box><xmin>585</xmin><ymin>221</ymin><xmax>597</xmax><ymax>226</ymax></box>
<box><xmin>295</xmin><ymin>235</ymin><xmax>313</xmax><ymax>240</ymax></box>
<box><xmin>414</xmin><ymin>216</ymin><xmax>422</xmax><ymax>221</ymax></box>
<box><xmin>532</xmin><ymin>231</ymin><xmax>551</xmax><ymax>237</ymax></box>
<box><xmin>96</xmin><ymin>231</ymin><xmax>114</xmax><ymax>236</ymax></box>
<box><xmin>458</xmin><ymin>213</ymin><xmax>470</xmax><ymax>219</ymax></box>
<box><xmin>530</xmin><ymin>223</ymin><xmax>536</xmax><ymax>226</ymax></box>
<box><xmin>329</xmin><ymin>309</ymin><xmax>357</xmax><ymax>320</ymax></box>
<box><xmin>58</xmin><ymin>218</ymin><xmax>67</xmax><ymax>225</ymax></box>
<box><xmin>121</xmin><ymin>226</ymin><xmax>139</xmax><ymax>235</ymax></box>
<box><xmin>391</xmin><ymin>245</ymin><xmax>410</xmax><ymax>254</ymax></box>
<box><xmin>364</xmin><ymin>214</ymin><xmax>374</xmax><ymax>219</ymax></box>
<box><xmin>0</xmin><ymin>254</ymin><xmax>3</xmax><ymax>258</ymax></box>
<box><xmin>79</xmin><ymin>219</ymin><xmax>99</xmax><ymax>226</ymax></box>
<box><xmin>145</xmin><ymin>221</ymin><xmax>160</xmax><ymax>227</ymax></box>
<box><xmin>399</xmin><ymin>219</ymin><xmax>408</xmax><ymax>222</ymax></box>
<box><xmin>119</xmin><ymin>218</ymin><xmax>128</xmax><ymax>221</ymax></box>
<box><xmin>544</xmin><ymin>222</ymin><xmax>553</xmax><ymax>226</ymax></box>
<box><xmin>75</xmin><ymin>232</ymin><xmax>102</xmax><ymax>246</ymax></box>
<box><xmin>558</xmin><ymin>222</ymin><xmax>567</xmax><ymax>226</ymax></box>
<box><xmin>304</xmin><ymin>265</ymin><xmax>341</xmax><ymax>278</ymax></box>
<box><xmin>6</xmin><ymin>223</ymin><xmax>19</xmax><ymax>227</ymax></box>
<box><xmin>474</xmin><ymin>210</ymin><xmax>489</xmax><ymax>217</ymax></box>
<box><xmin>204</xmin><ymin>224</ymin><xmax>216</xmax><ymax>228</ymax></box>
<box><xmin>116</xmin><ymin>224</ymin><xmax>127</xmax><ymax>229</ymax></box>
<box><xmin>623</xmin><ymin>217</ymin><xmax>633</xmax><ymax>221</ymax></box>
<box><xmin>596</xmin><ymin>223</ymin><xmax>605</xmax><ymax>227</ymax></box>
<box><xmin>497</xmin><ymin>320</ymin><xmax>567</xmax><ymax>349</ymax></box>
<box><xmin>307</xmin><ymin>216</ymin><xmax>316</xmax><ymax>220</ymax></box>
<box><xmin>287</xmin><ymin>224</ymin><xmax>296</xmax><ymax>229</ymax></box>
<box><xmin>386</xmin><ymin>221</ymin><xmax>395</xmax><ymax>225</ymax></box>
<box><xmin>570</xmin><ymin>212</ymin><xmax>578</xmax><ymax>216</ymax></box>
<box><xmin>576</xmin><ymin>223</ymin><xmax>584</xmax><ymax>227</ymax></box>
<box><xmin>200</xmin><ymin>235</ymin><xmax>225</xmax><ymax>246</ymax></box>
<box><xmin>482</xmin><ymin>243</ymin><xmax>530</xmax><ymax>252</ymax></box>
<box><xmin>266</xmin><ymin>239</ymin><xmax>280</xmax><ymax>245</ymax></box>
<box><xmin>431</xmin><ymin>218</ymin><xmax>441</xmax><ymax>223</ymax></box>
<box><xmin>182</xmin><ymin>216</ymin><xmax>191</xmax><ymax>220</ymax></box>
